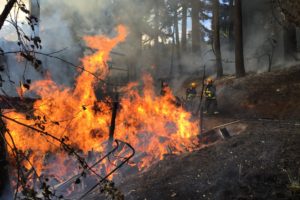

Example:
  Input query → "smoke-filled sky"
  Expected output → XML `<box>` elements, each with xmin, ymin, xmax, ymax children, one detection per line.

<box><xmin>0</xmin><ymin>0</ymin><xmax>298</xmax><ymax>97</ymax></box>
<box><xmin>0</xmin><ymin>0</ymin><xmax>105</xmax><ymax>95</ymax></box>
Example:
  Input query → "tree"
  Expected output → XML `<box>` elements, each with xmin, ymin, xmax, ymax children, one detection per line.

<box><xmin>154</xmin><ymin>0</ymin><xmax>160</xmax><ymax>48</ymax></box>
<box><xmin>271</xmin><ymin>0</ymin><xmax>299</xmax><ymax>60</ymax></box>
<box><xmin>191</xmin><ymin>0</ymin><xmax>201</xmax><ymax>53</ymax></box>
<box><xmin>283</xmin><ymin>25</ymin><xmax>297</xmax><ymax>60</ymax></box>
<box><xmin>0</xmin><ymin>0</ymin><xmax>17</xmax><ymax>30</ymax></box>
<box><xmin>234</xmin><ymin>0</ymin><xmax>246</xmax><ymax>77</ymax></box>
<box><xmin>0</xmin><ymin>1</ymin><xmax>20</xmax><ymax>198</ymax></box>
<box><xmin>277</xmin><ymin>0</ymin><xmax>300</xmax><ymax>27</ymax></box>
<box><xmin>181</xmin><ymin>0</ymin><xmax>188</xmax><ymax>52</ymax></box>
<box><xmin>152</xmin><ymin>0</ymin><xmax>171</xmax><ymax>76</ymax></box>
<box><xmin>171</xmin><ymin>0</ymin><xmax>182</xmax><ymax>73</ymax></box>
<box><xmin>228</xmin><ymin>0</ymin><xmax>234</xmax><ymax>48</ymax></box>
<box><xmin>212</xmin><ymin>0</ymin><xmax>223</xmax><ymax>78</ymax></box>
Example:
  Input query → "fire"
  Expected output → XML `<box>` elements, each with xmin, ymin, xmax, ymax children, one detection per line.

<box><xmin>116</xmin><ymin>74</ymin><xmax>198</xmax><ymax>169</ymax></box>
<box><xmin>4</xmin><ymin>25</ymin><xmax>199</xmax><ymax>183</ymax></box>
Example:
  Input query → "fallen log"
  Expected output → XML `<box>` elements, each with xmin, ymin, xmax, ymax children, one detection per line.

<box><xmin>198</xmin><ymin>126</ymin><xmax>234</xmax><ymax>144</ymax></box>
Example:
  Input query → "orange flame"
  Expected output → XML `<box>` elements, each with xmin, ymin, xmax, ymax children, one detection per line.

<box><xmin>4</xmin><ymin>25</ymin><xmax>199</xmax><ymax>180</ymax></box>
<box><xmin>116</xmin><ymin>74</ymin><xmax>198</xmax><ymax>169</ymax></box>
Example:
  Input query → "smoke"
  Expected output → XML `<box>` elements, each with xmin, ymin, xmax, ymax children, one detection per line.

<box><xmin>241</xmin><ymin>0</ymin><xmax>300</xmax><ymax>72</ymax></box>
<box><xmin>177</xmin><ymin>0</ymin><xmax>300</xmax><ymax>80</ymax></box>
<box><xmin>0</xmin><ymin>0</ymin><xmax>117</xmax><ymax>96</ymax></box>
<box><xmin>1</xmin><ymin>0</ymin><xmax>299</xmax><ymax>97</ymax></box>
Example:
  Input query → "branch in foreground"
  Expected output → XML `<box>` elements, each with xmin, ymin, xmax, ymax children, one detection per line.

<box><xmin>0</xmin><ymin>0</ymin><xmax>17</xmax><ymax>30</ymax></box>
<box><xmin>0</xmin><ymin>113</ymin><xmax>135</xmax><ymax>199</ymax></box>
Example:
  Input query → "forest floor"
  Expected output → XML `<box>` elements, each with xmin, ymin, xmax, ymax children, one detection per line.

<box><xmin>116</xmin><ymin>66</ymin><xmax>300</xmax><ymax>200</ymax></box>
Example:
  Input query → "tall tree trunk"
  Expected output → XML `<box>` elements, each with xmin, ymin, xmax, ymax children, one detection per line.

<box><xmin>191</xmin><ymin>0</ymin><xmax>200</xmax><ymax>53</ymax></box>
<box><xmin>174</xmin><ymin>6</ymin><xmax>182</xmax><ymax>73</ymax></box>
<box><xmin>228</xmin><ymin>0</ymin><xmax>234</xmax><ymax>49</ymax></box>
<box><xmin>234</xmin><ymin>0</ymin><xmax>245</xmax><ymax>78</ymax></box>
<box><xmin>0</xmin><ymin>0</ymin><xmax>17</xmax><ymax>30</ymax></box>
<box><xmin>170</xmin><ymin>30</ymin><xmax>175</xmax><ymax>76</ymax></box>
<box><xmin>154</xmin><ymin>0</ymin><xmax>160</xmax><ymax>76</ymax></box>
<box><xmin>0</xmin><ymin>112</ymin><xmax>11</xmax><ymax>199</ymax></box>
<box><xmin>154</xmin><ymin>0</ymin><xmax>160</xmax><ymax>47</ymax></box>
<box><xmin>213</xmin><ymin>0</ymin><xmax>223</xmax><ymax>78</ymax></box>
<box><xmin>283</xmin><ymin>24</ymin><xmax>297</xmax><ymax>60</ymax></box>
<box><xmin>181</xmin><ymin>0</ymin><xmax>187</xmax><ymax>52</ymax></box>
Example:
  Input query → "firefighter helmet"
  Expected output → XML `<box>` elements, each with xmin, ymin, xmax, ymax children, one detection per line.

<box><xmin>206</xmin><ymin>78</ymin><xmax>213</xmax><ymax>84</ymax></box>
<box><xmin>191</xmin><ymin>82</ymin><xmax>197</xmax><ymax>88</ymax></box>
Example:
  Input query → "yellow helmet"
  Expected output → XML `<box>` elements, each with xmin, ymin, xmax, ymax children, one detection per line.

<box><xmin>191</xmin><ymin>82</ymin><xmax>197</xmax><ymax>88</ymax></box>
<box><xmin>206</xmin><ymin>78</ymin><xmax>213</xmax><ymax>84</ymax></box>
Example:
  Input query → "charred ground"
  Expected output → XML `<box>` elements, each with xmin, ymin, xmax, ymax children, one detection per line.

<box><xmin>117</xmin><ymin>66</ymin><xmax>300</xmax><ymax>200</ymax></box>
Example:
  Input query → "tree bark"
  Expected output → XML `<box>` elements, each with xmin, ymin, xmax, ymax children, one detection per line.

<box><xmin>0</xmin><ymin>0</ymin><xmax>17</xmax><ymax>30</ymax></box>
<box><xmin>154</xmin><ymin>0</ymin><xmax>160</xmax><ymax>76</ymax></box>
<box><xmin>174</xmin><ymin>6</ymin><xmax>182</xmax><ymax>73</ymax></box>
<box><xmin>213</xmin><ymin>0</ymin><xmax>223</xmax><ymax>78</ymax></box>
<box><xmin>0</xmin><ymin>112</ymin><xmax>11</xmax><ymax>199</ymax></box>
<box><xmin>234</xmin><ymin>0</ymin><xmax>246</xmax><ymax>78</ymax></box>
<box><xmin>228</xmin><ymin>0</ymin><xmax>234</xmax><ymax>49</ymax></box>
<box><xmin>181</xmin><ymin>0</ymin><xmax>187</xmax><ymax>52</ymax></box>
<box><xmin>154</xmin><ymin>0</ymin><xmax>160</xmax><ymax>47</ymax></box>
<box><xmin>191</xmin><ymin>0</ymin><xmax>201</xmax><ymax>53</ymax></box>
<box><xmin>283</xmin><ymin>24</ymin><xmax>297</xmax><ymax>60</ymax></box>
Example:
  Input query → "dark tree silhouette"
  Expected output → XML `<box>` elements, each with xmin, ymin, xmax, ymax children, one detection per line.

<box><xmin>212</xmin><ymin>0</ymin><xmax>223</xmax><ymax>78</ymax></box>
<box><xmin>234</xmin><ymin>0</ymin><xmax>246</xmax><ymax>77</ymax></box>
<box><xmin>191</xmin><ymin>0</ymin><xmax>201</xmax><ymax>53</ymax></box>
<box><xmin>0</xmin><ymin>0</ymin><xmax>17</xmax><ymax>30</ymax></box>
<box><xmin>181</xmin><ymin>0</ymin><xmax>187</xmax><ymax>52</ymax></box>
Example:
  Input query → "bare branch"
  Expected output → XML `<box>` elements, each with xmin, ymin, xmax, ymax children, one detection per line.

<box><xmin>0</xmin><ymin>0</ymin><xmax>17</xmax><ymax>30</ymax></box>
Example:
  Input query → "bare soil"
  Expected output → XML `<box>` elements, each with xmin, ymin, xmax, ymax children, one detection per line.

<box><xmin>116</xmin><ymin>66</ymin><xmax>300</xmax><ymax>200</ymax></box>
<box><xmin>216</xmin><ymin>66</ymin><xmax>300</xmax><ymax>120</ymax></box>
<box><xmin>119</xmin><ymin>121</ymin><xmax>300</xmax><ymax>200</ymax></box>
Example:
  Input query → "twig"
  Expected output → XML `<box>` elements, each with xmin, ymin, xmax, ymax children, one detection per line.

<box><xmin>79</xmin><ymin>140</ymin><xmax>135</xmax><ymax>200</ymax></box>
<box><xmin>0</xmin><ymin>51</ymin><xmax>108</xmax><ymax>85</ymax></box>
<box><xmin>0</xmin><ymin>113</ymin><xmax>100</xmax><ymax>178</ymax></box>
<box><xmin>0</xmin><ymin>0</ymin><xmax>17</xmax><ymax>30</ymax></box>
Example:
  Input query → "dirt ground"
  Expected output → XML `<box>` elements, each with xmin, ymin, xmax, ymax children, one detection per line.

<box><xmin>119</xmin><ymin>121</ymin><xmax>300</xmax><ymax>200</ymax></box>
<box><xmin>216</xmin><ymin>66</ymin><xmax>300</xmax><ymax>120</ymax></box>
<box><xmin>115</xmin><ymin>66</ymin><xmax>300</xmax><ymax>200</ymax></box>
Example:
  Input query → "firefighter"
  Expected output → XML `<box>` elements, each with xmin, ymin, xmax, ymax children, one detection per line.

<box><xmin>160</xmin><ymin>81</ymin><xmax>169</xmax><ymax>96</ymax></box>
<box><xmin>204</xmin><ymin>78</ymin><xmax>218</xmax><ymax>114</ymax></box>
<box><xmin>185</xmin><ymin>82</ymin><xmax>198</xmax><ymax>113</ymax></box>
<box><xmin>186</xmin><ymin>82</ymin><xmax>197</xmax><ymax>100</ymax></box>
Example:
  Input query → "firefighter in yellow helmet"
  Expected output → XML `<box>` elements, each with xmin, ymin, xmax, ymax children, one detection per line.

<box><xmin>186</xmin><ymin>82</ymin><xmax>197</xmax><ymax>100</ymax></box>
<box><xmin>204</xmin><ymin>78</ymin><xmax>218</xmax><ymax>114</ymax></box>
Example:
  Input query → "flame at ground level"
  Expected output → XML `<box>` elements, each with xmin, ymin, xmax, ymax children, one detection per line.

<box><xmin>4</xmin><ymin>25</ymin><xmax>199</xmax><ymax>182</ymax></box>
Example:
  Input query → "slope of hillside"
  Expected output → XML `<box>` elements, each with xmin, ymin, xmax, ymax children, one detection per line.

<box><xmin>117</xmin><ymin>67</ymin><xmax>300</xmax><ymax>200</ymax></box>
<box><xmin>119</xmin><ymin>121</ymin><xmax>300</xmax><ymax>200</ymax></box>
<box><xmin>217</xmin><ymin>66</ymin><xmax>300</xmax><ymax>120</ymax></box>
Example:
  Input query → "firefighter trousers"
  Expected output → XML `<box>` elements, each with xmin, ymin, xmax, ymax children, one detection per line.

<box><xmin>204</xmin><ymin>98</ymin><xmax>218</xmax><ymax>113</ymax></box>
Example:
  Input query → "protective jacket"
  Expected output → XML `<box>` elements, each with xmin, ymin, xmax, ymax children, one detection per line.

<box><xmin>186</xmin><ymin>87</ymin><xmax>197</xmax><ymax>100</ymax></box>
<box><xmin>204</xmin><ymin>84</ymin><xmax>216</xmax><ymax>99</ymax></box>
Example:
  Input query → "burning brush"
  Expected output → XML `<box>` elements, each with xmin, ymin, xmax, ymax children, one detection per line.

<box><xmin>2</xmin><ymin>25</ymin><xmax>199</xmax><ymax>199</ymax></box>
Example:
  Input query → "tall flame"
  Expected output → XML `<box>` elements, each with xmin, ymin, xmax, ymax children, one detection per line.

<box><xmin>4</xmin><ymin>25</ymin><xmax>199</xmax><ymax>180</ymax></box>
